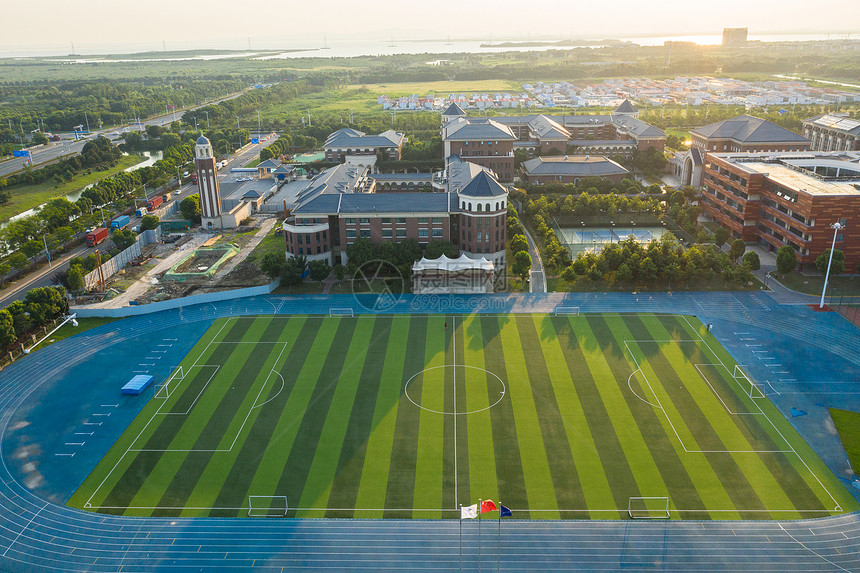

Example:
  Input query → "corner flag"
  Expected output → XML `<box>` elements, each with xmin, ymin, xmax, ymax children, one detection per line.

<box><xmin>461</xmin><ymin>504</ymin><xmax>478</xmax><ymax>519</ymax></box>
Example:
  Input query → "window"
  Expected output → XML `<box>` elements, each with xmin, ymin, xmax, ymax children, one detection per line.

<box><xmin>360</xmin><ymin>218</ymin><xmax>370</xmax><ymax>225</ymax></box>
<box><xmin>418</xmin><ymin>217</ymin><xmax>429</xmax><ymax>224</ymax></box>
<box><xmin>432</xmin><ymin>217</ymin><xmax>443</xmax><ymax>224</ymax></box>
<box><xmin>316</xmin><ymin>246</ymin><xmax>321</xmax><ymax>254</ymax></box>
<box><xmin>418</xmin><ymin>228</ymin><xmax>429</xmax><ymax>238</ymax></box>
<box><xmin>322</xmin><ymin>230</ymin><xmax>327</xmax><ymax>240</ymax></box>
<box><xmin>396</xmin><ymin>217</ymin><xmax>406</xmax><ymax>224</ymax></box>
<box><xmin>299</xmin><ymin>247</ymin><xmax>303</xmax><ymax>255</ymax></box>
<box><xmin>396</xmin><ymin>228</ymin><xmax>407</xmax><ymax>238</ymax></box>
<box><xmin>477</xmin><ymin>232</ymin><xmax>482</xmax><ymax>241</ymax></box>
<box><xmin>382</xmin><ymin>217</ymin><xmax>392</xmax><ymax>224</ymax></box>
<box><xmin>315</xmin><ymin>233</ymin><xmax>320</xmax><ymax>243</ymax></box>
<box><xmin>346</xmin><ymin>229</ymin><xmax>356</xmax><ymax>238</ymax></box>
<box><xmin>382</xmin><ymin>229</ymin><xmax>393</xmax><ymax>238</ymax></box>
<box><xmin>360</xmin><ymin>229</ymin><xmax>370</xmax><ymax>238</ymax></box>
<box><xmin>305</xmin><ymin>235</ymin><xmax>311</xmax><ymax>244</ymax></box>
<box><xmin>432</xmin><ymin>228</ymin><xmax>443</xmax><ymax>237</ymax></box>
<box><xmin>477</xmin><ymin>204</ymin><xmax>483</xmax><ymax>212</ymax></box>
<box><xmin>345</xmin><ymin>218</ymin><xmax>356</xmax><ymax>224</ymax></box>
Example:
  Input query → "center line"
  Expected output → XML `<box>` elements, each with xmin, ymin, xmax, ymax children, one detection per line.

<box><xmin>452</xmin><ymin>315</ymin><xmax>457</xmax><ymax>509</ymax></box>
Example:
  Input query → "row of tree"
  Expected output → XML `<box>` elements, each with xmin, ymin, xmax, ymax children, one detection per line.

<box><xmin>0</xmin><ymin>286</ymin><xmax>67</xmax><ymax>347</ymax></box>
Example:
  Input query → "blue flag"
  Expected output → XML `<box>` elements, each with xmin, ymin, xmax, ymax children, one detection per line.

<box><xmin>779</xmin><ymin>109</ymin><xmax>787</xmax><ymax>114</ymax></box>
<box><xmin>500</xmin><ymin>505</ymin><xmax>512</xmax><ymax>517</ymax></box>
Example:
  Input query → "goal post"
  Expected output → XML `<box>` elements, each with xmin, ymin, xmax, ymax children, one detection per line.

<box><xmin>329</xmin><ymin>307</ymin><xmax>354</xmax><ymax>318</ymax></box>
<box><xmin>733</xmin><ymin>365</ymin><xmax>765</xmax><ymax>399</ymax></box>
<box><xmin>248</xmin><ymin>495</ymin><xmax>288</xmax><ymax>517</ymax></box>
<box><xmin>554</xmin><ymin>306</ymin><xmax>580</xmax><ymax>316</ymax></box>
<box><xmin>628</xmin><ymin>497</ymin><xmax>670</xmax><ymax>519</ymax></box>
<box><xmin>155</xmin><ymin>366</ymin><xmax>184</xmax><ymax>399</ymax></box>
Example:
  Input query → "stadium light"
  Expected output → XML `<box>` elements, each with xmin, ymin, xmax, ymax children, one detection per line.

<box><xmin>819</xmin><ymin>222</ymin><xmax>846</xmax><ymax>309</ymax></box>
<box><xmin>23</xmin><ymin>313</ymin><xmax>78</xmax><ymax>355</ymax></box>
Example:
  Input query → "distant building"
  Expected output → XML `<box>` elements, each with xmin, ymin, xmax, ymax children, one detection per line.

<box><xmin>699</xmin><ymin>151</ymin><xmax>860</xmax><ymax>269</ymax></box>
<box><xmin>722</xmin><ymin>28</ymin><xmax>748</xmax><ymax>47</ymax></box>
<box><xmin>520</xmin><ymin>156</ymin><xmax>629</xmax><ymax>185</ymax></box>
<box><xmin>802</xmin><ymin>114</ymin><xmax>860</xmax><ymax>152</ymax></box>
<box><xmin>195</xmin><ymin>135</ymin><xmax>264</xmax><ymax>229</ymax></box>
<box><xmin>674</xmin><ymin>115</ymin><xmax>811</xmax><ymax>186</ymax></box>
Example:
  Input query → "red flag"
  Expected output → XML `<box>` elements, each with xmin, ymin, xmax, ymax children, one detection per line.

<box><xmin>480</xmin><ymin>500</ymin><xmax>497</xmax><ymax>514</ymax></box>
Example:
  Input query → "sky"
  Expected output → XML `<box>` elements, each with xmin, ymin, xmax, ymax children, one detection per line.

<box><xmin>3</xmin><ymin>0</ymin><xmax>859</xmax><ymax>55</ymax></box>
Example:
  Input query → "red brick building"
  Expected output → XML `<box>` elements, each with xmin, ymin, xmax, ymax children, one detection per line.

<box><xmin>700</xmin><ymin>151</ymin><xmax>860</xmax><ymax>269</ymax></box>
<box><xmin>442</xmin><ymin>118</ymin><xmax>516</xmax><ymax>181</ymax></box>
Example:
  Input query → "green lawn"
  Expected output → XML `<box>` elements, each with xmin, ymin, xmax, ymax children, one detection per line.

<box><xmin>68</xmin><ymin>314</ymin><xmax>856</xmax><ymax>520</ymax></box>
<box><xmin>31</xmin><ymin>317</ymin><xmax>120</xmax><ymax>351</ymax></box>
<box><xmin>772</xmin><ymin>270</ymin><xmax>860</xmax><ymax>297</ymax></box>
<box><xmin>830</xmin><ymin>408</ymin><xmax>860</xmax><ymax>473</ymax></box>
<box><xmin>0</xmin><ymin>155</ymin><xmax>144</xmax><ymax>222</ymax></box>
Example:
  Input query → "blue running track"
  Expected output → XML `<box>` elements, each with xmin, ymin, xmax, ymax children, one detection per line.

<box><xmin>0</xmin><ymin>292</ymin><xmax>859</xmax><ymax>571</ymax></box>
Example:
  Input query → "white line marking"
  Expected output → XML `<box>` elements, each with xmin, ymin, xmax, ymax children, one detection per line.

<box><xmin>2</xmin><ymin>503</ymin><xmax>47</xmax><ymax>557</ymax></box>
<box><xmin>74</xmin><ymin>432</ymin><xmax>93</xmax><ymax>436</ymax></box>
<box><xmin>54</xmin><ymin>453</ymin><xmax>75</xmax><ymax>457</ymax></box>
<box><xmin>82</xmin><ymin>422</ymin><xmax>102</xmax><ymax>426</ymax></box>
<box><xmin>100</xmin><ymin>404</ymin><xmax>118</xmax><ymax>408</ymax></box>
<box><xmin>64</xmin><ymin>442</ymin><xmax>84</xmax><ymax>446</ymax></box>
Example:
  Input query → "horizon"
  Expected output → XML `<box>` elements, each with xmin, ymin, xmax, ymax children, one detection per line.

<box><xmin>2</xmin><ymin>0</ymin><xmax>858</xmax><ymax>57</ymax></box>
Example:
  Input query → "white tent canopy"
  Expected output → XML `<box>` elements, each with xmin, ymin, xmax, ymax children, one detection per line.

<box><xmin>412</xmin><ymin>254</ymin><xmax>495</xmax><ymax>273</ymax></box>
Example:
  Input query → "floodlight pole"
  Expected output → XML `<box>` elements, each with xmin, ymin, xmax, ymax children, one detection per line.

<box><xmin>23</xmin><ymin>313</ymin><xmax>78</xmax><ymax>355</ymax></box>
<box><xmin>819</xmin><ymin>222</ymin><xmax>844</xmax><ymax>309</ymax></box>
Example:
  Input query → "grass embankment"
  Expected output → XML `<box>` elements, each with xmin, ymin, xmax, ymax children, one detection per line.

<box><xmin>830</xmin><ymin>408</ymin><xmax>860</xmax><ymax>473</ymax></box>
<box><xmin>31</xmin><ymin>316</ymin><xmax>120</xmax><ymax>351</ymax></box>
<box><xmin>771</xmin><ymin>271</ymin><xmax>860</xmax><ymax>297</ymax></box>
<box><xmin>0</xmin><ymin>154</ymin><xmax>144</xmax><ymax>222</ymax></box>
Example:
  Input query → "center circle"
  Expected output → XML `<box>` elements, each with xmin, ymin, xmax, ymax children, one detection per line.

<box><xmin>404</xmin><ymin>365</ymin><xmax>506</xmax><ymax>415</ymax></box>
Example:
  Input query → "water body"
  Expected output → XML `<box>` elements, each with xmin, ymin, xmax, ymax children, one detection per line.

<box><xmin>2</xmin><ymin>152</ymin><xmax>161</xmax><ymax>227</ymax></box>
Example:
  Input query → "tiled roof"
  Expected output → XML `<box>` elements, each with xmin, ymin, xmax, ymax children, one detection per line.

<box><xmin>692</xmin><ymin>115</ymin><xmax>809</xmax><ymax>144</ymax></box>
<box><xmin>806</xmin><ymin>114</ymin><xmax>860</xmax><ymax>136</ymax></box>
<box><xmin>257</xmin><ymin>159</ymin><xmax>282</xmax><ymax>169</ymax></box>
<box><xmin>324</xmin><ymin>128</ymin><xmax>405</xmax><ymax>149</ymax></box>
<box><xmin>443</xmin><ymin>118</ymin><xmax>516</xmax><ymax>141</ymax></box>
<box><xmin>521</xmin><ymin>156</ymin><xmax>629</xmax><ymax>177</ymax></box>
<box><xmin>442</xmin><ymin>102</ymin><xmax>466</xmax><ymax>116</ymax></box>
<box><xmin>614</xmin><ymin>99</ymin><xmax>638</xmax><ymax>113</ymax></box>
<box><xmin>458</xmin><ymin>170</ymin><xmax>508</xmax><ymax>198</ymax></box>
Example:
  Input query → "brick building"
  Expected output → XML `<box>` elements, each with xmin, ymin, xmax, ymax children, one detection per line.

<box><xmin>323</xmin><ymin>128</ymin><xmax>406</xmax><ymax>170</ymax></box>
<box><xmin>442</xmin><ymin>118</ymin><xmax>516</xmax><ymax>181</ymax></box>
<box><xmin>520</xmin><ymin>156</ymin><xmax>629</xmax><ymax>185</ymax></box>
<box><xmin>700</xmin><ymin>151</ymin><xmax>860</xmax><ymax>269</ymax></box>
<box><xmin>283</xmin><ymin>160</ymin><xmax>508</xmax><ymax>274</ymax></box>
<box><xmin>675</xmin><ymin>115</ymin><xmax>811</xmax><ymax>187</ymax></box>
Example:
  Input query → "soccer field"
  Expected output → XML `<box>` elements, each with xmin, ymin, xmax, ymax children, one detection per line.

<box><xmin>68</xmin><ymin>313</ymin><xmax>858</xmax><ymax>520</ymax></box>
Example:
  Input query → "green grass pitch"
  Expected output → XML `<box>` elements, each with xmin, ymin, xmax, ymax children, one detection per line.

<box><xmin>68</xmin><ymin>313</ymin><xmax>859</xmax><ymax>520</ymax></box>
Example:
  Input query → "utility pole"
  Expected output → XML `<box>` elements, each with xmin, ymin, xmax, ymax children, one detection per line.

<box><xmin>203</xmin><ymin>110</ymin><xmax>210</xmax><ymax>129</ymax></box>
<box><xmin>257</xmin><ymin>109</ymin><xmax>261</xmax><ymax>135</ymax></box>
<box><xmin>306</xmin><ymin>109</ymin><xmax>311</xmax><ymax>127</ymax></box>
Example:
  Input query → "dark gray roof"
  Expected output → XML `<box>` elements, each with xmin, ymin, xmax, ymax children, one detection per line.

<box><xmin>692</xmin><ymin>115</ymin><xmax>809</xmax><ymax>144</ymax></box>
<box><xmin>196</xmin><ymin>136</ymin><xmax>210</xmax><ymax>145</ymax></box>
<box><xmin>611</xmin><ymin>116</ymin><xmax>665</xmax><ymax>139</ymax></box>
<box><xmin>257</xmin><ymin>159</ymin><xmax>282</xmax><ymax>169</ymax></box>
<box><xmin>442</xmin><ymin>102</ymin><xmax>466</xmax><ymax>116</ymax></box>
<box><xmin>324</xmin><ymin>128</ymin><xmax>405</xmax><ymax>149</ymax></box>
<box><xmin>295</xmin><ymin>192</ymin><xmax>454</xmax><ymax>215</ymax></box>
<box><xmin>690</xmin><ymin>146</ymin><xmax>704</xmax><ymax>166</ymax></box>
<box><xmin>615</xmin><ymin>100</ymin><xmax>637</xmax><ymax>113</ymax></box>
<box><xmin>443</xmin><ymin>118</ymin><xmax>516</xmax><ymax>141</ymax></box>
<box><xmin>478</xmin><ymin>113</ymin><xmax>664</xmax><ymax>139</ymax></box>
<box><xmin>272</xmin><ymin>165</ymin><xmax>295</xmax><ymax>174</ymax></box>
<box><xmin>458</xmin><ymin>171</ymin><xmax>508</xmax><ymax>198</ymax></box>
<box><xmin>567</xmin><ymin>139</ymin><xmax>637</xmax><ymax>146</ymax></box>
<box><xmin>521</xmin><ymin>156</ymin><xmax>629</xmax><ymax>178</ymax></box>
<box><xmin>529</xmin><ymin>115</ymin><xmax>570</xmax><ymax>140</ymax></box>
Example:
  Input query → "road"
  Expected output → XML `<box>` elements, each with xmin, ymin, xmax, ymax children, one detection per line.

<box><xmin>0</xmin><ymin>90</ymin><xmax>246</xmax><ymax>178</ymax></box>
<box><xmin>0</xmin><ymin>134</ymin><xmax>277</xmax><ymax>307</ymax></box>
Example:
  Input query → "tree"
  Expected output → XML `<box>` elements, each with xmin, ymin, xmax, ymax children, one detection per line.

<box><xmin>509</xmin><ymin>234</ymin><xmax>529</xmax><ymax>255</ymax></box>
<box><xmin>742</xmin><ymin>251</ymin><xmax>761</xmax><ymax>271</ymax></box>
<box><xmin>259</xmin><ymin>252</ymin><xmax>285</xmax><ymax>280</ymax></box>
<box><xmin>776</xmin><ymin>245</ymin><xmax>797</xmax><ymax>276</ymax></box>
<box><xmin>512</xmin><ymin>250</ymin><xmax>532</xmax><ymax>282</ymax></box>
<box><xmin>281</xmin><ymin>255</ymin><xmax>307</xmax><ymax>286</ymax></box>
<box><xmin>713</xmin><ymin>227</ymin><xmax>730</xmax><ymax>248</ymax></box>
<box><xmin>111</xmin><ymin>229</ymin><xmax>136</xmax><ymax>250</ymax></box>
<box><xmin>424</xmin><ymin>240</ymin><xmax>456</xmax><ymax>259</ymax></box>
<box><xmin>0</xmin><ymin>309</ymin><xmax>15</xmax><ymax>346</ymax></box>
<box><xmin>66</xmin><ymin>266</ymin><xmax>86</xmax><ymax>293</ymax></box>
<box><xmin>729</xmin><ymin>239</ymin><xmax>746</xmax><ymax>261</ymax></box>
<box><xmin>669</xmin><ymin>190</ymin><xmax>685</xmax><ymax>206</ymax></box>
<box><xmin>345</xmin><ymin>238</ymin><xmax>376</xmax><ymax>267</ymax></box>
<box><xmin>21</xmin><ymin>239</ymin><xmax>43</xmax><ymax>259</ymax></box>
<box><xmin>140</xmin><ymin>215</ymin><xmax>159</xmax><ymax>231</ymax></box>
<box><xmin>616</xmin><ymin>263</ymin><xmax>633</xmax><ymax>283</ymax></box>
<box><xmin>180</xmin><ymin>194</ymin><xmax>202</xmax><ymax>223</ymax></box>
<box><xmin>815</xmin><ymin>249</ymin><xmax>845</xmax><ymax>277</ymax></box>
<box><xmin>8</xmin><ymin>252</ymin><xmax>28</xmax><ymax>271</ymax></box>
<box><xmin>334</xmin><ymin>264</ymin><xmax>345</xmax><ymax>280</ymax></box>
<box><xmin>24</xmin><ymin>286</ymin><xmax>67</xmax><ymax>325</ymax></box>
<box><xmin>308</xmin><ymin>259</ymin><xmax>332</xmax><ymax>281</ymax></box>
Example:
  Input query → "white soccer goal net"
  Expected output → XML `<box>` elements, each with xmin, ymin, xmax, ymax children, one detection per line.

<box><xmin>248</xmin><ymin>495</ymin><xmax>288</xmax><ymax>517</ymax></box>
<box><xmin>155</xmin><ymin>366</ymin><xmax>185</xmax><ymax>399</ymax></box>
<box><xmin>329</xmin><ymin>307</ymin><xmax>354</xmax><ymax>318</ymax></box>
<box><xmin>554</xmin><ymin>306</ymin><xmax>580</xmax><ymax>316</ymax></box>
<box><xmin>628</xmin><ymin>497</ymin><xmax>670</xmax><ymax>519</ymax></box>
<box><xmin>733</xmin><ymin>365</ymin><xmax>765</xmax><ymax>399</ymax></box>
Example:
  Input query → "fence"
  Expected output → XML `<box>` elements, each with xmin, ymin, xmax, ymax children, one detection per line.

<box><xmin>0</xmin><ymin>314</ymin><xmax>67</xmax><ymax>372</ymax></box>
<box><xmin>83</xmin><ymin>227</ymin><xmax>162</xmax><ymax>290</ymax></box>
<box><xmin>72</xmin><ymin>279</ymin><xmax>280</xmax><ymax>318</ymax></box>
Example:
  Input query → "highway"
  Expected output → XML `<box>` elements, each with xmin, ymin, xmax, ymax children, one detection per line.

<box><xmin>0</xmin><ymin>89</ymin><xmax>247</xmax><ymax>178</ymax></box>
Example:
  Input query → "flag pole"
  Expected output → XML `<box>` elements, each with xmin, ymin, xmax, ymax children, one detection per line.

<box><xmin>459</xmin><ymin>504</ymin><xmax>463</xmax><ymax>573</ymax></box>
<box><xmin>497</xmin><ymin>501</ymin><xmax>501</xmax><ymax>573</ymax></box>
<box><xmin>478</xmin><ymin>498</ymin><xmax>482</xmax><ymax>573</ymax></box>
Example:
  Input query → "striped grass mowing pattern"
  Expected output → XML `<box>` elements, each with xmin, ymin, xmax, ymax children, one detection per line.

<box><xmin>67</xmin><ymin>314</ymin><xmax>859</xmax><ymax>520</ymax></box>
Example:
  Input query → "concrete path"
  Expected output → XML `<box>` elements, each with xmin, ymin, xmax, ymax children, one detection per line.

<box><xmin>521</xmin><ymin>226</ymin><xmax>547</xmax><ymax>293</ymax></box>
